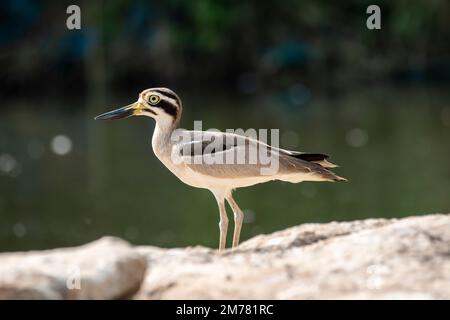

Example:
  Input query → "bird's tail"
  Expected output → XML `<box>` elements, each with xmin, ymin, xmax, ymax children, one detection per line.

<box><xmin>316</xmin><ymin>169</ymin><xmax>348</xmax><ymax>182</ymax></box>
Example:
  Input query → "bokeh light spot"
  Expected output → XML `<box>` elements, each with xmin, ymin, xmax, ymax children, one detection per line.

<box><xmin>13</xmin><ymin>223</ymin><xmax>27</xmax><ymax>238</ymax></box>
<box><xmin>346</xmin><ymin>128</ymin><xmax>368</xmax><ymax>148</ymax></box>
<box><xmin>243</xmin><ymin>209</ymin><xmax>255</xmax><ymax>223</ymax></box>
<box><xmin>51</xmin><ymin>135</ymin><xmax>73</xmax><ymax>155</ymax></box>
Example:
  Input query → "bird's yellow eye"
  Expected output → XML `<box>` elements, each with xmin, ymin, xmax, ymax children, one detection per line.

<box><xmin>148</xmin><ymin>95</ymin><xmax>160</xmax><ymax>105</ymax></box>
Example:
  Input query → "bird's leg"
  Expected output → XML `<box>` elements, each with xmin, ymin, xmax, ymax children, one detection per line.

<box><xmin>214</xmin><ymin>194</ymin><xmax>229</xmax><ymax>251</ymax></box>
<box><xmin>226</xmin><ymin>195</ymin><xmax>244</xmax><ymax>248</ymax></box>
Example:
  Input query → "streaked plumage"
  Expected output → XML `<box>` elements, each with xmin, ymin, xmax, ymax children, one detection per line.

<box><xmin>95</xmin><ymin>87</ymin><xmax>346</xmax><ymax>250</ymax></box>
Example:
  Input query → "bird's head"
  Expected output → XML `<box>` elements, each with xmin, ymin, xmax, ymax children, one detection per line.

<box><xmin>94</xmin><ymin>87</ymin><xmax>182</xmax><ymax>126</ymax></box>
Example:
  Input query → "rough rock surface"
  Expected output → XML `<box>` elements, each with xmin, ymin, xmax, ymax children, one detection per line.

<box><xmin>134</xmin><ymin>214</ymin><xmax>450</xmax><ymax>299</ymax></box>
<box><xmin>1</xmin><ymin>214</ymin><xmax>449</xmax><ymax>299</ymax></box>
<box><xmin>0</xmin><ymin>237</ymin><xmax>147</xmax><ymax>299</ymax></box>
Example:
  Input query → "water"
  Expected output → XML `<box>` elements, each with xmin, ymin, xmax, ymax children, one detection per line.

<box><xmin>1</xmin><ymin>86</ymin><xmax>449</xmax><ymax>251</ymax></box>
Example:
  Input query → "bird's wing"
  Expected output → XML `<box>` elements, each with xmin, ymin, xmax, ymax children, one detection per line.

<box><xmin>171</xmin><ymin>131</ymin><xmax>328</xmax><ymax>179</ymax></box>
<box><xmin>173</xmin><ymin>130</ymin><xmax>338</xmax><ymax>168</ymax></box>
<box><xmin>172</xmin><ymin>131</ymin><xmax>269</xmax><ymax>178</ymax></box>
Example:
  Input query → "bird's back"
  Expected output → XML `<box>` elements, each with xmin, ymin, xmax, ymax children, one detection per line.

<box><xmin>159</xmin><ymin>130</ymin><xmax>346</xmax><ymax>189</ymax></box>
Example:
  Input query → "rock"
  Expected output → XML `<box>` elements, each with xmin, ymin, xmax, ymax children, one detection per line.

<box><xmin>1</xmin><ymin>215</ymin><xmax>449</xmax><ymax>299</ymax></box>
<box><xmin>0</xmin><ymin>237</ymin><xmax>147</xmax><ymax>299</ymax></box>
<box><xmin>134</xmin><ymin>214</ymin><xmax>450</xmax><ymax>299</ymax></box>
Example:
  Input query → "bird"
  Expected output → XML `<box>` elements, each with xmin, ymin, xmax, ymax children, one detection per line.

<box><xmin>95</xmin><ymin>87</ymin><xmax>346</xmax><ymax>250</ymax></box>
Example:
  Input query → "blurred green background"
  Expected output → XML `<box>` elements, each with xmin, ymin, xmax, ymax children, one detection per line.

<box><xmin>0</xmin><ymin>0</ymin><xmax>449</xmax><ymax>251</ymax></box>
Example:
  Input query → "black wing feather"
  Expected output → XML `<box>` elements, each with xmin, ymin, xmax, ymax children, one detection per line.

<box><xmin>289</xmin><ymin>152</ymin><xmax>329</xmax><ymax>162</ymax></box>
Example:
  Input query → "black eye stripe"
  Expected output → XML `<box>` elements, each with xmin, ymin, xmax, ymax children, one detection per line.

<box><xmin>155</xmin><ymin>99</ymin><xmax>178</xmax><ymax>117</ymax></box>
<box><xmin>153</xmin><ymin>89</ymin><xmax>179</xmax><ymax>102</ymax></box>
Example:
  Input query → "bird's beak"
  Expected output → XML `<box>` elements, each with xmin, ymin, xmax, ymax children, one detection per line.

<box><xmin>94</xmin><ymin>102</ymin><xmax>145</xmax><ymax>120</ymax></box>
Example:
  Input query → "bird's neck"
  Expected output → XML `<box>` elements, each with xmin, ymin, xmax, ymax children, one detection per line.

<box><xmin>151</xmin><ymin>117</ymin><xmax>179</xmax><ymax>156</ymax></box>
